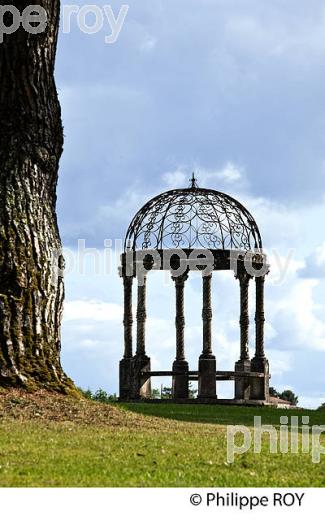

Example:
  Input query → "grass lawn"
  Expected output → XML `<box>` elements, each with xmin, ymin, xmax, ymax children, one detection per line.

<box><xmin>0</xmin><ymin>392</ymin><xmax>324</xmax><ymax>487</ymax></box>
<box><xmin>120</xmin><ymin>401</ymin><xmax>325</xmax><ymax>427</ymax></box>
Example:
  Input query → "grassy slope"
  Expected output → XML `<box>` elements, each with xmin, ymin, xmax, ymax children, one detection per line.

<box><xmin>0</xmin><ymin>392</ymin><xmax>324</xmax><ymax>487</ymax></box>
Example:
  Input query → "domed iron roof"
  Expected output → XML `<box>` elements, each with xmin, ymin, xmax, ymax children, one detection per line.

<box><xmin>124</xmin><ymin>175</ymin><xmax>262</xmax><ymax>252</ymax></box>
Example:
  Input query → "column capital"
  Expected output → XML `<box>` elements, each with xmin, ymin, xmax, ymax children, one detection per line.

<box><xmin>172</xmin><ymin>272</ymin><xmax>189</xmax><ymax>285</ymax></box>
<box><xmin>123</xmin><ymin>274</ymin><xmax>134</xmax><ymax>285</ymax></box>
<box><xmin>255</xmin><ymin>273</ymin><xmax>266</xmax><ymax>284</ymax></box>
<box><xmin>235</xmin><ymin>270</ymin><xmax>252</xmax><ymax>284</ymax></box>
<box><xmin>136</xmin><ymin>272</ymin><xmax>147</xmax><ymax>285</ymax></box>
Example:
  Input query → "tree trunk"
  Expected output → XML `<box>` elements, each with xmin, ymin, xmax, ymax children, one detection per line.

<box><xmin>0</xmin><ymin>1</ymin><xmax>73</xmax><ymax>391</ymax></box>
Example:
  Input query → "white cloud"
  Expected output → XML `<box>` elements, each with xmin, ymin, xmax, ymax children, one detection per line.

<box><xmin>162</xmin><ymin>169</ymin><xmax>187</xmax><ymax>188</ymax></box>
<box><xmin>140</xmin><ymin>36</ymin><xmax>157</xmax><ymax>52</ymax></box>
<box><xmin>161</xmin><ymin>163</ymin><xmax>243</xmax><ymax>190</ymax></box>
<box><xmin>267</xmin><ymin>350</ymin><xmax>293</xmax><ymax>377</ymax></box>
<box><xmin>64</xmin><ymin>300</ymin><xmax>123</xmax><ymax>322</ymax></box>
<box><xmin>218</xmin><ymin>162</ymin><xmax>242</xmax><ymax>182</ymax></box>
<box><xmin>269</xmin><ymin>279</ymin><xmax>325</xmax><ymax>352</ymax></box>
<box><xmin>299</xmin><ymin>242</ymin><xmax>325</xmax><ymax>278</ymax></box>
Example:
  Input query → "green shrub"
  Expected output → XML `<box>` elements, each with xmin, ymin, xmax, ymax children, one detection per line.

<box><xmin>78</xmin><ymin>388</ymin><xmax>118</xmax><ymax>403</ymax></box>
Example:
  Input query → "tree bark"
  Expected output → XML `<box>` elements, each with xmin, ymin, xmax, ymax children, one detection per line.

<box><xmin>0</xmin><ymin>1</ymin><xmax>73</xmax><ymax>391</ymax></box>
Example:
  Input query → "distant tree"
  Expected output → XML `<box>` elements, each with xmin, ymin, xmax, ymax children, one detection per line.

<box><xmin>79</xmin><ymin>388</ymin><xmax>117</xmax><ymax>403</ymax></box>
<box><xmin>269</xmin><ymin>387</ymin><xmax>279</xmax><ymax>397</ymax></box>
<box><xmin>279</xmin><ymin>390</ymin><xmax>299</xmax><ymax>406</ymax></box>
<box><xmin>155</xmin><ymin>384</ymin><xmax>197</xmax><ymax>399</ymax></box>
<box><xmin>189</xmin><ymin>382</ymin><xmax>198</xmax><ymax>399</ymax></box>
<box><xmin>161</xmin><ymin>387</ymin><xmax>172</xmax><ymax>400</ymax></box>
<box><xmin>93</xmin><ymin>389</ymin><xmax>118</xmax><ymax>403</ymax></box>
<box><xmin>151</xmin><ymin>388</ymin><xmax>161</xmax><ymax>399</ymax></box>
<box><xmin>317</xmin><ymin>403</ymin><xmax>325</xmax><ymax>411</ymax></box>
<box><xmin>269</xmin><ymin>387</ymin><xmax>298</xmax><ymax>405</ymax></box>
<box><xmin>79</xmin><ymin>388</ymin><xmax>93</xmax><ymax>400</ymax></box>
<box><xmin>93</xmin><ymin>389</ymin><xmax>109</xmax><ymax>402</ymax></box>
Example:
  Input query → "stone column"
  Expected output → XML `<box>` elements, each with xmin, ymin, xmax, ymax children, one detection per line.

<box><xmin>119</xmin><ymin>275</ymin><xmax>134</xmax><ymax>399</ymax></box>
<box><xmin>235</xmin><ymin>271</ymin><xmax>252</xmax><ymax>400</ymax></box>
<box><xmin>202</xmin><ymin>274</ymin><xmax>213</xmax><ymax>357</ymax></box>
<box><xmin>198</xmin><ymin>274</ymin><xmax>216</xmax><ymax>399</ymax></box>
<box><xmin>239</xmin><ymin>272</ymin><xmax>251</xmax><ymax>361</ymax></box>
<box><xmin>172</xmin><ymin>272</ymin><xmax>189</xmax><ymax>399</ymax></box>
<box><xmin>131</xmin><ymin>274</ymin><xmax>151</xmax><ymax>399</ymax></box>
<box><xmin>123</xmin><ymin>275</ymin><xmax>133</xmax><ymax>358</ymax></box>
<box><xmin>136</xmin><ymin>275</ymin><xmax>147</xmax><ymax>357</ymax></box>
<box><xmin>255</xmin><ymin>275</ymin><xmax>265</xmax><ymax>359</ymax></box>
<box><xmin>251</xmin><ymin>275</ymin><xmax>269</xmax><ymax>401</ymax></box>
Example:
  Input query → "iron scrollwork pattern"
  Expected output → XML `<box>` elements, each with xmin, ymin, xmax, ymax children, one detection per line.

<box><xmin>124</xmin><ymin>184</ymin><xmax>263</xmax><ymax>253</ymax></box>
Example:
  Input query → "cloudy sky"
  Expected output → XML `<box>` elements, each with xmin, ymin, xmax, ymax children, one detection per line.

<box><xmin>56</xmin><ymin>0</ymin><xmax>325</xmax><ymax>408</ymax></box>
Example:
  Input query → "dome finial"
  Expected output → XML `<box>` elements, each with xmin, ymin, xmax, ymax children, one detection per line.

<box><xmin>189</xmin><ymin>172</ymin><xmax>198</xmax><ymax>189</ymax></box>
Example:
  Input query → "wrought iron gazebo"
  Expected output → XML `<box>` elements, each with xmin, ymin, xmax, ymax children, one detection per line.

<box><xmin>119</xmin><ymin>175</ymin><xmax>270</xmax><ymax>403</ymax></box>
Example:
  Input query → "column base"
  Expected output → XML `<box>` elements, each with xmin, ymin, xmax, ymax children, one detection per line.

<box><xmin>234</xmin><ymin>359</ymin><xmax>251</xmax><ymax>400</ymax></box>
<box><xmin>172</xmin><ymin>360</ymin><xmax>189</xmax><ymax>399</ymax></box>
<box><xmin>119</xmin><ymin>357</ymin><xmax>133</xmax><ymax>400</ymax></box>
<box><xmin>130</xmin><ymin>354</ymin><xmax>151</xmax><ymax>399</ymax></box>
<box><xmin>250</xmin><ymin>357</ymin><xmax>270</xmax><ymax>401</ymax></box>
<box><xmin>198</xmin><ymin>355</ymin><xmax>217</xmax><ymax>398</ymax></box>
